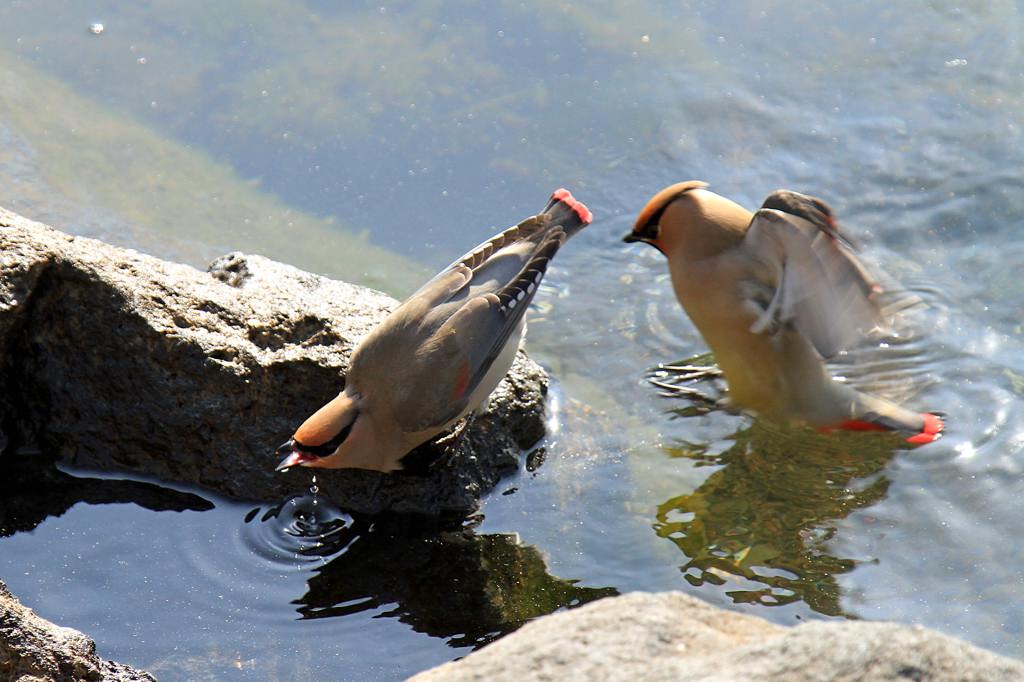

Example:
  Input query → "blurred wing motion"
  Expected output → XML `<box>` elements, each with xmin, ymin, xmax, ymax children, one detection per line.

<box><xmin>742</xmin><ymin>192</ymin><xmax>918</xmax><ymax>358</ymax></box>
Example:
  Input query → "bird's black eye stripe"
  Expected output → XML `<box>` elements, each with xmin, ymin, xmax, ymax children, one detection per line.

<box><xmin>638</xmin><ymin>191</ymin><xmax>692</xmax><ymax>239</ymax></box>
<box><xmin>294</xmin><ymin>412</ymin><xmax>358</xmax><ymax>457</ymax></box>
<box><xmin>638</xmin><ymin>207</ymin><xmax>664</xmax><ymax>240</ymax></box>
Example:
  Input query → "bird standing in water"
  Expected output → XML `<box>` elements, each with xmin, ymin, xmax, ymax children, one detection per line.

<box><xmin>276</xmin><ymin>189</ymin><xmax>593</xmax><ymax>472</ymax></box>
<box><xmin>624</xmin><ymin>181</ymin><xmax>942</xmax><ymax>443</ymax></box>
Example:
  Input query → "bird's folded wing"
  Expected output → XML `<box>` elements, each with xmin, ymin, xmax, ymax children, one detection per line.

<box><xmin>406</xmin><ymin>215</ymin><xmax>547</xmax><ymax>300</ymax></box>
<box><xmin>397</xmin><ymin>230</ymin><xmax>566</xmax><ymax>432</ymax></box>
<box><xmin>393</xmin><ymin>264</ymin><xmax>473</xmax><ymax>323</ymax></box>
<box><xmin>742</xmin><ymin>208</ymin><xmax>890</xmax><ymax>358</ymax></box>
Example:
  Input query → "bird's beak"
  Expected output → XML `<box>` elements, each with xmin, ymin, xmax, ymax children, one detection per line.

<box><xmin>275</xmin><ymin>439</ymin><xmax>316</xmax><ymax>471</ymax></box>
<box><xmin>622</xmin><ymin>232</ymin><xmax>643</xmax><ymax>243</ymax></box>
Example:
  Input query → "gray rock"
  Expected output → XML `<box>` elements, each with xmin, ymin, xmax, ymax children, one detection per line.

<box><xmin>409</xmin><ymin>591</ymin><xmax>1024</xmax><ymax>682</ymax></box>
<box><xmin>0</xmin><ymin>579</ymin><xmax>155</xmax><ymax>682</ymax></box>
<box><xmin>0</xmin><ymin>207</ymin><xmax>547</xmax><ymax>515</ymax></box>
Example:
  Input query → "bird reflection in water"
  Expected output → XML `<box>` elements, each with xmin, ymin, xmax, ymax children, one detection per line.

<box><xmin>249</xmin><ymin>499</ymin><xmax>618</xmax><ymax>649</ymax></box>
<box><xmin>654</xmin><ymin>421</ymin><xmax>907</xmax><ymax>616</ymax></box>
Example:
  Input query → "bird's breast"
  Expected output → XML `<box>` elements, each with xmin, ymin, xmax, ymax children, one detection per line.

<box><xmin>668</xmin><ymin>257</ymin><xmax>792</xmax><ymax>417</ymax></box>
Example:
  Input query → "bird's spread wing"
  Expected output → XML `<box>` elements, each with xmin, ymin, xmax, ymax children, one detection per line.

<box><xmin>741</xmin><ymin>207</ymin><xmax>891</xmax><ymax>358</ymax></box>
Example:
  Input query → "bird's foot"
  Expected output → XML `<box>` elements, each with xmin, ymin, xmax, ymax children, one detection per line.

<box><xmin>649</xmin><ymin>379</ymin><xmax>720</xmax><ymax>404</ymax></box>
<box><xmin>434</xmin><ymin>413</ymin><xmax>477</xmax><ymax>453</ymax></box>
<box><xmin>647</xmin><ymin>357</ymin><xmax>724</xmax><ymax>407</ymax></box>
<box><xmin>397</xmin><ymin>415</ymin><xmax>478</xmax><ymax>475</ymax></box>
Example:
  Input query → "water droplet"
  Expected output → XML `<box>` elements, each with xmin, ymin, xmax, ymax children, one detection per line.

<box><xmin>640</xmin><ymin>35</ymin><xmax>650</xmax><ymax>43</ymax></box>
<box><xmin>137</xmin><ymin>56</ymin><xmax>147</xmax><ymax>65</ymax></box>
<box><xmin>497</xmin><ymin>30</ymin><xmax>505</xmax><ymax>38</ymax></box>
<box><xmin>88</xmin><ymin>22</ymin><xmax>104</xmax><ymax>35</ymax></box>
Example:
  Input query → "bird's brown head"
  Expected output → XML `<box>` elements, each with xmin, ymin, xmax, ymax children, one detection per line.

<box><xmin>625</xmin><ymin>181</ymin><xmax>753</xmax><ymax>261</ymax></box>
<box><xmin>623</xmin><ymin>181</ymin><xmax>709</xmax><ymax>253</ymax></box>
<box><xmin>276</xmin><ymin>392</ymin><xmax>360</xmax><ymax>470</ymax></box>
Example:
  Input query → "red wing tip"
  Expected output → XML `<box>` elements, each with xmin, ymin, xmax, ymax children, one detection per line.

<box><xmin>906</xmin><ymin>413</ymin><xmax>944</xmax><ymax>445</ymax></box>
<box><xmin>551</xmin><ymin>188</ymin><xmax>593</xmax><ymax>225</ymax></box>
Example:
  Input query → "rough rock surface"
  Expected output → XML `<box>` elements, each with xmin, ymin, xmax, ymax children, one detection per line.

<box><xmin>0</xmin><ymin>580</ymin><xmax>154</xmax><ymax>682</ymax></box>
<box><xmin>0</xmin><ymin>207</ymin><xmax>547</xmax><ymax>515</ymax></box>
<box><xmin>410</xmin><ymin>591</ymin><xmax>1024</xmax><ymax>682</ymax></box>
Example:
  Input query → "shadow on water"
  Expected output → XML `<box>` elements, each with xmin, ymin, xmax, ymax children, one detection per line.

<box><xmin>653</xmin><ymin>421</ymin><xmax>910</xmax><ymax>617</ymax></box>
<box><xmin>250</xmin><ymin>503</ymin><xmax>620</xmax><ymax>650</ymax></box>
<box><xmin>0</xmin><ymin>450</ymin><xmax>214</xmax><ymax>538</ymax></box>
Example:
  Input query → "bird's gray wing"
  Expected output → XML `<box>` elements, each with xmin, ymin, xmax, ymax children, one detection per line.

<box><xmin>385</xmin><ymin>215</ymin><xmax>548</xmax><ymax>340</ymax></box>
<box><xmin>741</xmin><ymin>208</ymin><xmax>891</xmax><ymax>358</ymax></box>
<box><xmin>406</xmin><ymin>216</ymin><xmax>548</xmax><ymax>302</ymax></box>
<box><xmin>397</xmin><ymin>230</ymin><xmax>566</xmax><ymax>432</ymax></box>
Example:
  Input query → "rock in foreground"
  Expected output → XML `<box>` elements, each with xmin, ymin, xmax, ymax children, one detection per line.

<box><xmin>410</xmin><ymin>591</ymin><xmax>1024</xmax><ymax>682</ymax></box>
<box><xmin>0</xmin><ymin>580</ymin><xmax>154</xmax><ymax>682</ymax></box>
<box><xmin>0</xmin><ymin>207</ymin><xmax>547</xmax><ymax>515</ymax></box>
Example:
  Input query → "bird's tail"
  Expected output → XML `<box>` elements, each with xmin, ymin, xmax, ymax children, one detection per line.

<box><xmin>541</xmin><ymin>188</ymin><xmax>593</xmax><ymax>239</ymax></box>
<box><xmin>827</xmin><ymin>389</ymin><xmax>944</xmax><ymax>445</ymax></box>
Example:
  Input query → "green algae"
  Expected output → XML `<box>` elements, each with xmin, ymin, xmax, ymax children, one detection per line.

<box><xmin>0</xmin><ymin>49</ymin><xmax>427</xmax><ymax>296</ymax></box>
<box><xmin>0</xmin><ymin>1</ymin><xmax>723</xmax><ymax>196</ymax></box>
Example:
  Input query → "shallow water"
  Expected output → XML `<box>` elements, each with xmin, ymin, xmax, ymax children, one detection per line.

<box><xmin>3</xmin><ymin>1</ymin><xmax>1024</xmax><ymax>679</ymax></box>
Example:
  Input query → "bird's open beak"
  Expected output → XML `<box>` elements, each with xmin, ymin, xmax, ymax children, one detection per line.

<box><xmin>275</xmin><ymin>439</ymin><xmax>316</xmax><ymax>471</ymax></box>
<box><xmin>622</xmin><ymin>232</ymin><xmax>643</xmax><ymax>243</ymax></box>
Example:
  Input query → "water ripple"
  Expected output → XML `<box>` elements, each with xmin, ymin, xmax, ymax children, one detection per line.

<box><xmin>240</xmin><ymin>488</ymin><xmax>359</xmax><ymax>569</ymax></box>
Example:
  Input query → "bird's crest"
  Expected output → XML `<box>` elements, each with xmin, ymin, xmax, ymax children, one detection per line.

<box><xmin>632</xmin><ymin>180</ymin><xmax>708</xmax><ymax>237</ymax></box>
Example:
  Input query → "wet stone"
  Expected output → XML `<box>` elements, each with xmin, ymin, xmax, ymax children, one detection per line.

<box><xmin>0</xmin><ymin>206</ymin><xmax>548</xmax><ymax>516</ymax></box>
<box><xmin>411</xmin><ymin>591</ymin><xmax>1024</xmax><ymax>682</ymax></box>
<box><xmin>0</xmin><ymin>579</ymin><xmax>155</xmax><ymax>681</ymax></box>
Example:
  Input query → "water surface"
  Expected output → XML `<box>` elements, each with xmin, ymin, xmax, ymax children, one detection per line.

<box><xmin>3</xmin><ymin>1</ymin><xmax>1024</xmax><ymax>679</ymax></box>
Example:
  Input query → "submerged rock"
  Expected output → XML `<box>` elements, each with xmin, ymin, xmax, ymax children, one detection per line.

<box><xmin>0</xmin><ymin>207</ymin><xmax>547</xmax><ymax>515</ymax></box>
<box><xmin>410</xmin><ymin>591</ymin><xmax>1024</xmax><ymax>681</ymax></box>
<box><xmin>0</xmin><ymin>579</ymin><xmax>154</xmax><ymax>681</ymax></box>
